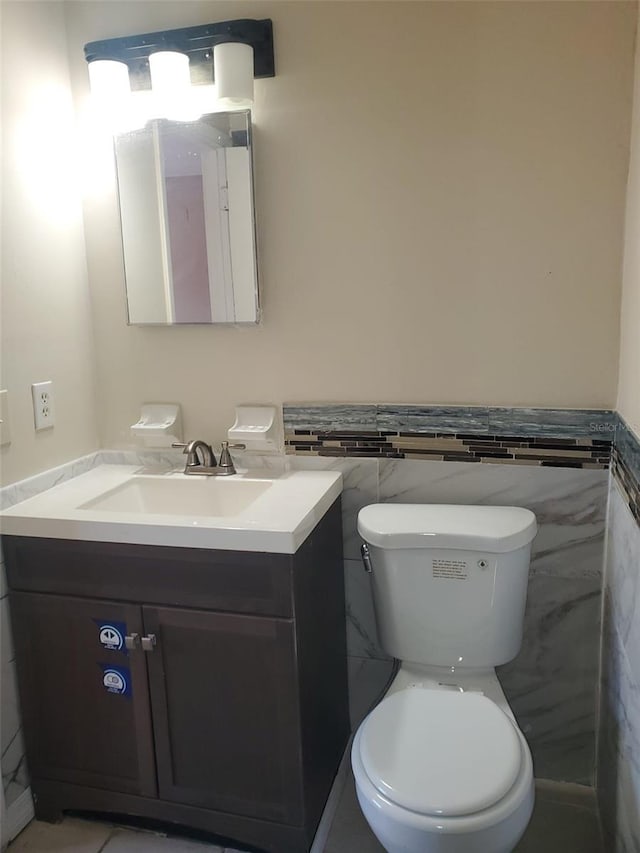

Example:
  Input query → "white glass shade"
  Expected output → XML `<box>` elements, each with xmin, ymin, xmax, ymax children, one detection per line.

<box><xmin>87</xmin><ymin>59</ymin><xmax>143</xmax><ymax>133</ymax></box>
<box><xmin>149</xmin><ymin>51</ymin><xmax>191</xmax><ymax>95</ymax></box>
<box><xmin>149</xmin><ymin>51</ymin><xmax>201</xmax><ymax>121</ymax></box>
<box><xmin>214</xmin><ymin>42</ymin><xmax>254</xmax><ymax>108</ymax></box>
<box><xmin>88</xmin><ymin>59</ymin><xmax>130</xmax><ymax>104</ymax></box>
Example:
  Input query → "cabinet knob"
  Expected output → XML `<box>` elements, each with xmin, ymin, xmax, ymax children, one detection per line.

<box><xmin>141</xmin><ymin>634</ymin><xmax>157</xmax><ymax>652</ymax></box>
<box><xmin>125</xmin><ymin>633</ymin><xmax>140</xmax><ymax>650</ymax></box>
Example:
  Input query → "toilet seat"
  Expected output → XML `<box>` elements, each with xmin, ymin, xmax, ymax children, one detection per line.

<box><xmin>358</xmin><ymin>688</ymin><xmax>523</xmax><ymax>817</ymax></box>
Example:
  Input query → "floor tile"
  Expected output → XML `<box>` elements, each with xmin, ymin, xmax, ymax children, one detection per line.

<box><xmin>324</xmin><ymin>776</ymin><xmax>383</xmax><ymax>853</ymax></box>
<box><xmin>102</xmin><ymin>828</ymin><xmax>223</xmax><ymax>852</ymax></box>
<box><xmin>8</xmin><ymin>818</ymin><xmax>112</xmax><ymax>852</ymax></box>
<box><xmin>325</xmin><ymin>774</ymin><xmax>604</xmax><ymax>853</ymax></box>
<box><xmin>7</xmin><ymin>776</ymin><xmax>605</xmax><ymax>853</ymax></box>
<box><xmin>514</xmin><ymin>796</ymin><xmax>603</xmax><ymax>853</ymax></box>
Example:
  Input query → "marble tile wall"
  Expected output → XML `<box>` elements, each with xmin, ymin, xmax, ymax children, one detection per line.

<box><xmin>288</xmin><ymin>456</ymin><xmax>382</xmax><ymax>660</ymax></box>
<box><xmin>290</xmin><ymin>454</ymin><xmax>607</xmax><ymax>784</ymax></box>
<box><xmin>598</xmin><ymin>443</ymin><xmax>640</xmax><ymax>848</ymax></box>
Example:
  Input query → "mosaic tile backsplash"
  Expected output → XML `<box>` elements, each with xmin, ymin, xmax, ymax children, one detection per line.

<box><xmin>284</xmin><ymin>405</ymin><xmax>616</xmax><ymax>468</ymax></box>
<box><xmin>612</xmin><ymin>415</ymin><xmax>640</xmax><ymax>526</ymax></box>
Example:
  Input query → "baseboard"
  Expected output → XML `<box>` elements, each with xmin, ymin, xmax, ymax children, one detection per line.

<box><xmin>310</xmin><ymin>736</ymin><xmax>353</xmax><ymax>853</ymax></box>
<box><xmin>534</xmin><ymin>778</ymin><xmax>597</xmax><ymax>809</ymax></box>
<box><xmin>6</xmin><ymin>787</ymin><xmax>34</xmax><ymax>843</ymax></box>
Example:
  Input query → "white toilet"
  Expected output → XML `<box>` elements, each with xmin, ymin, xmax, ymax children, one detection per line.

<box><xmin>352</xmin><ymin>503</ymin><xmax>538</xmax><ymax>853</ymax></box>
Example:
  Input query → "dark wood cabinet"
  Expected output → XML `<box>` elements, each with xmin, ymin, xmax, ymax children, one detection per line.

<box><xmin>10</xmin><ymin>592</ymin><xmax>157</xmax><ymax>798</ymax></box>
<box><xmin>144</xmin><ymin>606</ymin><xmax>303</xmax><ymax>823</ymax></box>
<box><xmin>3</xmin><ymin>498</ymin><xmax>348</xmax><ymax>853</ymax></box>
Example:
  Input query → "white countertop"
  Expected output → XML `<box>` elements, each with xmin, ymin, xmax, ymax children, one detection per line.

<box><xmin>0</xmin><ymin>464</ymin><xmax>343</xmax><ymax>554</ymax></box>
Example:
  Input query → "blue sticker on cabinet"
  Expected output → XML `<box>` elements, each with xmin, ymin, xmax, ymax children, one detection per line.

<box><xmin>93</xmin><ymin>619</ymin><xmax>127</xmax><ymax>652</ymax></box>
<box><xmin>99</xmin><ymin>664</ymin><xmax>132</xmax><ymax>698</ymax></box>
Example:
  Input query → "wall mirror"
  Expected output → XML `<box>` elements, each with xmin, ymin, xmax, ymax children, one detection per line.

<box><xmin>114</xmin><ymin>110</ymin><xmax>259</xmax><ymax>325</ymax></box>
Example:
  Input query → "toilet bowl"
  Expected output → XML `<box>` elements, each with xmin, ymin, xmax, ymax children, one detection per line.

<box><xmin>351</xmin><ymin>681</ymin><xmax>534</xmax><ymax>853</ymax></box>
<box><xmin>352</xmin><ymin>504</ymin><xmax>538</xmax><ymax>853</ymax></box>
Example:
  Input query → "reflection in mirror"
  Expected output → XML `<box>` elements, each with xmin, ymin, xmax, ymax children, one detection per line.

<box><xmin>114</xmin><ymin>111</ymin><xmax>259</xmax><ymax>325</ymax></box>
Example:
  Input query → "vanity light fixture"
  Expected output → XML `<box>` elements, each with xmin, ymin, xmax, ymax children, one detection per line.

<box><xmin>85</xmin><ymin>18</ymin><xmax>274</xmax><ymax>124</ymax></box>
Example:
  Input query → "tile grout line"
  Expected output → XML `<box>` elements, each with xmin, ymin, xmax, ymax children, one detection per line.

<box><xmin>96</xmin><ymin>830</ymin><xmax>116</xmax><ymax>853</ymax></box>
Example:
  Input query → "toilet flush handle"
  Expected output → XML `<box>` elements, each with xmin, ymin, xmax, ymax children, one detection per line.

<box><xmin>361</xmin><ymin>543</ymin><xmax>373</xmax><ymax>574</ymax></box>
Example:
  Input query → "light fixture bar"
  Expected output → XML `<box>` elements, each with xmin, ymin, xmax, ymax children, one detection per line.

<box><xmin>84</xmin><ymin>19</ymin><xmax>274</xmax><ymax>91</ymax></box>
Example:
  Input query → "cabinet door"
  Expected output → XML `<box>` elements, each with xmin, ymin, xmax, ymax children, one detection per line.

<box><xmin>143</xmin><ymin>607</ymin><xmax>304</xmax><ymax>824</ymax></box>
<box><xmin>10</xmin><ymin>592</ymin><xmax>157</xmax><ymax>797</ymax></box>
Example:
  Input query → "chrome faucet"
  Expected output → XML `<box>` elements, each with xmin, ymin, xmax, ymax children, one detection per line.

<box><xmin>173</xmin><ymin>439</ymin><xmax>216</xmax><ymax>471</ymax></box>
<box><xmin>172</xmin><ymin>439</ymin><xmax>245</xmax><ymax>476</ymax></box>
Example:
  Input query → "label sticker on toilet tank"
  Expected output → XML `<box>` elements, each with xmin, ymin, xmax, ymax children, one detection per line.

<box><xmin>432</xmin><ymin>558</ymin><xmax>469</xmax><ymax>581</ymax></box>
<box><xmin>99</xmin><ymin>664</ymin><xmax>131</xmax><ymax>698</ymax></box>
<box><xmin>94</xmin><ymin>620</ymin><xmax>126</xmax><ymax>652</ymax></box>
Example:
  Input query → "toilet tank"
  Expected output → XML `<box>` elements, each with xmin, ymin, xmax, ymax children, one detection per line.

<box><xmin>358</xmin><ymin>504</ymin><xmax>537</xmax><ymax>668</ymax></box>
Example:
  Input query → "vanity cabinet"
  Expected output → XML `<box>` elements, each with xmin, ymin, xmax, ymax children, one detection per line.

<box><xmin>3</xmin><ymin>498</ymin><xmax>348</xmax><ymax>853</ymax></box>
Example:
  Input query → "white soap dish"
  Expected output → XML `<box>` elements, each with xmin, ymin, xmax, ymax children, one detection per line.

<box><xmin>228</xmin><ymin>405</ymin><xmax>282</xmax><ymax>452</ymax></box>
<box><xmin>131</xmin><ymin>404</ymin><xmax>183</xmax><ymax>448</ymax></box>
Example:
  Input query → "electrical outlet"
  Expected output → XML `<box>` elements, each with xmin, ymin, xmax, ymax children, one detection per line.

<box><xmin>0</xmin><ymin>390</ymin><xmax>11</xmax><ymax>445</ymax></box>
<box><xmin>31</xmin><ymin>380</ymin><xmax>55</xmax><ymax>431</ymax></box>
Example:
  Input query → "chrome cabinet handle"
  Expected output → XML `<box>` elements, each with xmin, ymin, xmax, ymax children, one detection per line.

<box><xmin>141</xmin><ymin>634</ymin><xmax>157</xmax><ymax>652</ymax></box>
<box><xmin>125</xmin><ymin>633</ymin><xmax>140</xmax><ymax>650</ymax></box>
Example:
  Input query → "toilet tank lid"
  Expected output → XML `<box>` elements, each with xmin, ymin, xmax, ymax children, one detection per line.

<box><xmin>358</xmin><ymin>504</ymin><xmax>537</xmax><ymax>553</ymax></box>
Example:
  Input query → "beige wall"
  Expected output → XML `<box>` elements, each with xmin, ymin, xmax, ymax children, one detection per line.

<box><xmin>0</xmin><ymin>1</ymin><xmax>98</xmax><ymax>485</ymax></box>
<box><xmin>65</xmin><ymin>1</ymin><xmax>635</xmax><ymax>448</ymax></box>
<box><xmin>618</xmin><ymin>5</ymin><xmax>640</xmax><ymax>439</ymax></box>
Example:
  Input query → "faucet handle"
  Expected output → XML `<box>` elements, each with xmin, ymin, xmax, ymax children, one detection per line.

<box><xmin>217</xmin><ymin>441</ymin><xmax>245</xmax><ymax>475</ymax></box>
<box><xmin>171</xmin><ymin>442</ymin><xmax>189</xmax><ymax>453</ymax></box>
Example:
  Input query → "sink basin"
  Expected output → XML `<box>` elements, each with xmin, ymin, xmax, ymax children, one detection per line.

<box><xmin>80</xmin><ymin>476</ymin><xmax>271</xmax><ymax>517</ymax></box>
<box><xmin>0</xmin><ymin>464</ymin><xmax>343</xmax><ymax>553</ymax></box>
